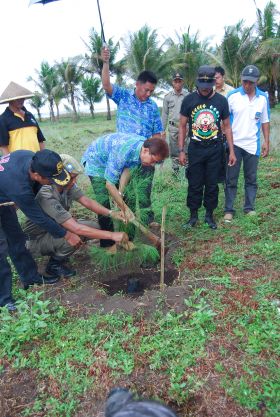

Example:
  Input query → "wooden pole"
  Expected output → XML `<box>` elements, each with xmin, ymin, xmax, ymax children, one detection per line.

<box><xmin>160</xmin><ymin>206</ymin><xmax>166</xmax><ymax>291</ymax></box>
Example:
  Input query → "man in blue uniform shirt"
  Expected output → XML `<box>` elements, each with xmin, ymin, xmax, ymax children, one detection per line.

<box><xmin>101</xmin><ymin>47</ymin><xmax>165</xmax><ymax>226</ymax></box>
<box><xmin>82</xmin><ymin>133</ymin><xmax>169</xmax><ymax>249</ymax></box>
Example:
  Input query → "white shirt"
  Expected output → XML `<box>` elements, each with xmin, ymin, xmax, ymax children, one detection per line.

<box><xmin>228</xmin><ymin>87</ymin><xmax>270</xmax><ymax>156</ymax></box>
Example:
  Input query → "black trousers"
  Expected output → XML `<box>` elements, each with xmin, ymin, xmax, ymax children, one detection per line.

<box><xmin>0</xmin><ymin>206</ymin><xmax>40</xmax><ymax>307</ymax></box>
<box><xmin>186</xmin><ymin>141</ymin><xmax>223</xmax><ymax>211</ymax></box>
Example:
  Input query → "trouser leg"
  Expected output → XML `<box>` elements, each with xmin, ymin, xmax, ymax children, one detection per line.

<box><xmin>139</xmin><ymin>165</ymin><xmax>155</xmax><ymax>224</ymax></box>
<box><xmin>122</xmin><ymin>182</ymin><xmax>136</xmax><ymax>241</ymax></box>
<box><xmin>27</xmin><ymin>220</ymin><xmax>100</xmax><ymax>259</ymax></box>
<box><xmin>27</xmin><ymin>234</ymin><xmax>76</xmax><ymax>259</ymax></box>
<box><xmin>224</xmin><ymin>145</ymin><xmax>242</xmax><ymax>214</ymax></box>
<box><xmin>0</xmin><ymin>220</ymin><xmax>14</xmax><ymax>307</ymax></box>
<box><xmin>186</xmin><ymin>142</ymin><xmax>205</xmax><ymax>211</ymax></box>
<box><xmin>168</xmin><ymin>128</ymin><xmax>180</xmax><ymax>172</ymax></box>
<box><xmin>203</xmin><ymin>143</ymin><xmax>223</xmax><ymax>211</ymax></box>
<box><xmin>217</xmin><ymin>136</ymin><xmax>227</xmax><ymax>184</ymax></box>
<box><xmin>89</xmin><ymin>177</ymin><xmax>115</xmax><ymax>248</ymax></box>
<box><xmin>1</xmin><ymin>206</ymin><xmax>40</xmax><ymax>287</ymax></box>
<box><xmin>243</xmin><ymin>151</ymin><xmax>259</xmax><ymax>212</ymax></box>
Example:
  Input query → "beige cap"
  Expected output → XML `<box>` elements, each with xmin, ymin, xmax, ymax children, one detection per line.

<box><xmin>0</xmin><ymin>81</ymin><xmax>34</xmax><ymax>104</ymax></box>
<box><xmin>60</xmin><ymin>154</ymin><xmax>84</xmax><ymax>175</ymax></box>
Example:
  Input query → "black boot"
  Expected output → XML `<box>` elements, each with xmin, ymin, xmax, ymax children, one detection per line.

<box><xmin>184</xmin><ymin>210</ymin><xmax>198</xmax><ymax>228</ymax></box>
<box><xmin>23</xmin><ymin>274</ymin><xmax>60</xmax><ymax>290</ymax></box>
<box><xmin>205</xmin><ymin>210</ymin><xmax>217</xmax><ymax>229</ymax></box>
<box><xmin>46</xmin><ymin>257</ymin><xmax>76</xmax><ymax>278</ymax></box>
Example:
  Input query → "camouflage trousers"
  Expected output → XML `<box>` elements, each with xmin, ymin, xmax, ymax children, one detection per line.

<box><xmin>168</xmin><ymin>127</ymin><xmax>188</xmax><ymax>172</ymax></box>
<box><xmin>26</xmin><ymin>219</ymin><xmax>99</xmax><ymax>259</ymax></box>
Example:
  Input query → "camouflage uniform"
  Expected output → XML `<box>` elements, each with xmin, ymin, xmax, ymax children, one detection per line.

<box><xmin>162</xmin><ymin>88</ymin><xmax>189</xmax><ymax>171</ymax></box>
<box><xmin>23</xmin><ymin>182</ymin><xmax>99</xmax><ymax>259</ymax></box>
<box><xmin>215</xmin><ymin>83</ymin><xmax>234</xmax><ymax>97</ymax></box>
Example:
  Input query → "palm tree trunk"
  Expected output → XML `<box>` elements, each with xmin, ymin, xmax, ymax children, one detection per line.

<box><xmin>36</xmin><ymin>109</ymin><xmax>42</xmax><ymax>123</ymax></box>
<box><xmin>90</xmin><ymin>101</ymin><xmax>94</xmax><ymax>118</ymax></box>
<box><xmin>70</xmin><ymin>92</ymin><xmax>79</xmax><ymax>122</ymax></box>
<box><xmin>55</xmin><ymin>103</ymin><xmax>60</xmax><ymax>121</ymax></box>
<box><xmin>106</xmin><ymin>96</ymin><xmax>111</xmax><ymax>120</ymax></box>
<box><xmin>49</xmin><ymin>99</ymin><xmax>55</xmax><ymax>122</ymax></box>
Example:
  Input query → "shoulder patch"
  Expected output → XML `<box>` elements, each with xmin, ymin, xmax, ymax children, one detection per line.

<box><xmin>54</xmin><ymin>203</ymin><xmax>64</xmax><ymax>213</ymax></box>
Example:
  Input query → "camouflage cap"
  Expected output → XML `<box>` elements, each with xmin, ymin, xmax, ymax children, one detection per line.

<box><xmin>60</xmin><ymin>154</ymin><xmax>84</xmax><ymax>175</ymax></box>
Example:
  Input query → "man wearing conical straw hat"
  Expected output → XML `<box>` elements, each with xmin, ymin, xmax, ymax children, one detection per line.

<box><xmin>0</xmin><ymin>81</ymin><xmax>45</xmax><ymax>155</ymax></box>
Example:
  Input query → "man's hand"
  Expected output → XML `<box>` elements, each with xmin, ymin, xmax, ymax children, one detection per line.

<box><xmin>261</xmin><ymin>142</ymin><xmax>269</xmax><ymax>157</ymax></box>
<box><xmin>124</xmin><ymin>206</ymin><xmax>135</xmax><ymax>223</ymax></box>
<box><xmin>179</xmin><ymin>151</ymin><xmax>187</xmax><ymax>166</ymax></box>
<box><xmin>64</xmin><ymin>230</ymin><xmax>82</xmax><ymax>247</ymax></box>
<box><xmin>111</xmin><ymin>231</ymin><xmax>129</xmax><ymax>244</ymax></box>
<box><xmin>228</xmin><ymin>151</ymin><xmax>237</xmax><ymax>166</ymax></box>
<box><xmin>110</xmin><ymin>210</ymin><xmax>126</xmax><ymax>222</ymax></box>
<box><xmin>101</xmin><ymin>46</ymin><xmax>110</xmax><ymax>63</ymax></box>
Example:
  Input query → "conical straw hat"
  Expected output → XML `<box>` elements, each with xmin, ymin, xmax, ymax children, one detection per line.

<box><xmin>0</xmin><ymin>81</ymin><xmax>34</xmax><ymax>104</ymax></box>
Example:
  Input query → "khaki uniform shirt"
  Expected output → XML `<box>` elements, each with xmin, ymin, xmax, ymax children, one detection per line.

<box><xmin>215</xmin><ymin>83</ymin><xmax>234</xmax><ymax>97</ymax></box>
<box><xmin>162</xmin><ymin>89</ymin><xmax>189</xmax><ymax>129</ymax></box>
<box><xmin>23</xmin><ymin>184</ymin><xmax>84</xmax><ymax>238</ymax></box>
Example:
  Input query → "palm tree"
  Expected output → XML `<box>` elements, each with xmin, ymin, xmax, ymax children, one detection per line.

<box><xmin>55</xmin><ymin>57</ymin><xmax>84</xmax><ymax>122</ymax></box>
<box><xmin>28</xmin><ymin>61</ymin><xmax>58</xmax><ymax>121</ymax></box>
<box><xmin>254</xmin><ymin>1</ymin><xmax>280</xmax><ymax>105</ymax></box>
<box><xmin>255</xmin><ymin>38</ymin><xmax>280</xmax><ymax>105</ymax></box>
<box><xmin>83</xmin><ymin>29</ymin><xmax>122</xmax><ymax>120</ymax></box>
<box><xmin>51</xmin><ymin>84</ymin><xmax>65</xmax><ymax>120</ymax></box>
<box><xmin>216</xmin><ymin>20</ymin><xmax>257</xmax><ymax>87</ymax></box>
<box><xmin>165</xmin><ymin>27</ymin><xmax>211</xmax><ymax>91</ymax></box>
<box><xmin>254</xmin><ymin>0</ymin><xmax>279</xmax><ymax>40</ymax></box>
<box><xmin>29</xmin><ymin>92</ymin><xmax>45</xmax><ymax>122</ymax></box>
<box><xmin>81</xmin><ymin>76</ymin><xmax>104</xmax><ymax>118</ymax></box>
<box><xmin>123</xmin><ymin>25</ymin><xmax>172</xmax><ymax>82</ymax></box>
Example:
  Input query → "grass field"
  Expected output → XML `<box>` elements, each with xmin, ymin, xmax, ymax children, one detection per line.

<box><xmin>0</xmin><ymin>109</ymin><xmax>279</xmax><ymax>417</ymax></box>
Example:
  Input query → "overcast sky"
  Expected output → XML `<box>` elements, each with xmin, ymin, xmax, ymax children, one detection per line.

<box><xmin>0</xmin><ymin>0</ymin><xmax>270</xmax><ymax>108</ymax></box>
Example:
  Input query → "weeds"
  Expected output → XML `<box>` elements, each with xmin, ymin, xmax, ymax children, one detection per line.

<box><xmin>209</xmin><ymin>246</ymin><xmax>245</xmax><ymax>269</ymax></box>
<box><xmin>0</xmin><ymin>291</ymin><xmax>64</xmax><ymax>361</ymax></box>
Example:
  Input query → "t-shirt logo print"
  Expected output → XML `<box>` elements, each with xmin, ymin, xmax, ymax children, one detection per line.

<box><xmin>191</xmin><ymin>104</ymin><xmax>219</xmax><ymax>140</ymax></box>
<box><xmin>0</xmin><ymin>155</ymin><xmax>10</xmax><ymax>172</ymax></box>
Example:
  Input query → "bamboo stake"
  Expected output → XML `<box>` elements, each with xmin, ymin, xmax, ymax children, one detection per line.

<box><xmin>160</xmin><ymin>206</ymin><xmax>167</xmax><ymax>291</ymax></box>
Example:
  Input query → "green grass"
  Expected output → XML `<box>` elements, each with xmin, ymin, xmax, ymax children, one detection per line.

<box><xmin>1</xmin><ymin>110</ymin><xmax>280</xmax><ymax>416</ymax></box>
<box><xmin>0</xmin><ymin>291</ymin><xmax>216</xmax><ymax>416</ymax></box>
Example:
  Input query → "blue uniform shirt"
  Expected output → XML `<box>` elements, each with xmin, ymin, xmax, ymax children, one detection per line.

<box><xmin>82</xmin><ymin>133</ymin><xmax>145</xmax><ymax>184</ymax></box>
<box><xmin>109</xmin><ymin>84</ymin><xmax>163</xmax><ymax>138</ymax></box>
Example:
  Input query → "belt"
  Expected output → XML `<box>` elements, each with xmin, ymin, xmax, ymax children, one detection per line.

<box><xmin>169</xmin><ymin>121</ymin><xmax>178</xmax><ymax>127</ymax></box>
<box><xmin>190</xmin><ymin>139</ymin><xmax>222</xmax><ymax>146</ymax></box>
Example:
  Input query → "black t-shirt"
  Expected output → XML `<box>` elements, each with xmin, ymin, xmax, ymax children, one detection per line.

<box><xmin>180</xmin><ymin>92</ymin><xmax>229</xmax><ymax>141</ymax></box>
